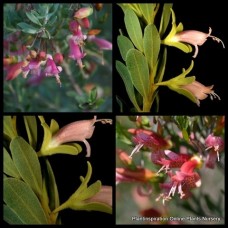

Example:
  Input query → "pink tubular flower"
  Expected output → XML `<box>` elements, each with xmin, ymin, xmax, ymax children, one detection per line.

<box><xmin>157</xmin><ymin>157</ymin><xmax>202</xmax><ymax>204</ymax></box>
<box><xmin>5</xmin><ymin>61</ymin><xmax>27</xmax><ymax>81</ymax></box>
<box><xmin>50</xmin><ymin>116</ymin><xmax>112</xmax><ymax>157</ymax></box>
<box><xmin>174</xmin><ymin>27</ymin><xmax>225</xmax><ymax>58</ymax></box>
<box><xmin>51</xmin><ymin>116</ymin><xmax>97</xmax><ymax>157</ymax></box>
<box><xmin>181</xmin><ymin>81</ymin><xmax>220</xmax><ymax>106</ymax></box>
<box><xmin>116</xmin><ymin>167</ymin><xmax>156</xmax><ymax>184</ymax></box>
<box><xmin>87</xmin><ymin>35</ymin><xmax>112</xmax><ymax>50</ymax></box>
<box><xmin>22</xmin><ymin>59</ymin><xmax>42</xmax><ymax>78</ymax></box>
<box><xmin>128</xmin><ymin>128</ymin><xmax>171</xmax><ymax>158</ymax></box>
<box><xmin>44</xmin><ymin>54</ymin><xmax>62</xmax><ymax>86</ymax></box>
<box><xmin>151</xmin><ymin>150</ymin><xmax>191</xmax><ymax>174</ymax></box>
<box><xmin>205</xmin><ymin>134</ymin><xmax>224</xmax><ymax>168</ymax></box>
<box><xmin>69</xmin><ymin>35</ymin><xmax>86</xmax><ymax>68</ymax></box>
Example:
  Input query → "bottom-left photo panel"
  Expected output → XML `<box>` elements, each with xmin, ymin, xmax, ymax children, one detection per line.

<box><xmin>3</xmin><ymin>114</ymin><xmax>114</xmax><ymax>225</ymax></box>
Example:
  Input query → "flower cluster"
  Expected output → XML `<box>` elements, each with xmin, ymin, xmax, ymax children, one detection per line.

<box><xmin>4</xmin><ymin>4</ymin><xmax>112</xmax><ymax>87</ymax></box>
<box><xmin>116</xmin><ymin>117</ymin><xmax>224</xmax><ymax>207</ymax></box>
<box><xmin>68</xmin><ymin>7</ymin><xmax>112</xmax><ymax>69</ymax></box>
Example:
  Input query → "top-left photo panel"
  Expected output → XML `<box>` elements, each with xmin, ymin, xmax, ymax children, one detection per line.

<box><xmin>3</xmin><ymin>3</ymin><xmax>112</xmax><ymax>112</ymax></box>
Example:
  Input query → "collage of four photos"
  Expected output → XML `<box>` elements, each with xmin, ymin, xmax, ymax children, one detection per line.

<box><xmin>3</xmin><ymin>2</ymin><xmax>225</xmax><ymax>225</ymax></box>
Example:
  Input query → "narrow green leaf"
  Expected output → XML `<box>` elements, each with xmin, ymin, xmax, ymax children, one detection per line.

<box><xmin>159</xmin><ymin>3</ymin><xmax>173</xmax><ymax>37</ymax></box>
<box><xmin>39</xmin><ymin>122</ymin><xmax>52</xmax><ymax>153</ymax></box>
<box><xmin>48</xmin><ymin>15</ymin><xmax>57</xmax><ymax>26</ymax></box>
<box><xmin>156</xmin><ymin>47</ymin><xmax>167</xmax><ymax>83</ymax></box>
<box><xmin>116</xmin><ymin>96</ymin><xmax>124</xmax><ymax>112</ymax></box>
<box><xmin>3</xmin><ymin>148</ymin><xmax>20</xmax><ymax>179</ymax></box>
<box><xmin>143</xmin><ymin>24</ymin><xmax>161</xmax><ymax>70</ymax></box>
<box><xmin>139</xmin><ymin>4</ymin><xmax>156</xmax><ymax>24</ymax></box>
<box><xmin>43</xmin><ymin>144</ymin><xmax>82</xmax><ymax>156</ymax></box>
<box><xmin>77</xmin><ymin>181</ymin><xmax>101</xmax><ymax>201</ymax></box>
<box><xmin>72</xmin><ymin>202</ymin><xmax>112</xmax><ymax>214</ymax></box>
<box><xmin>4</xmin><ymin>204</ymin><xmax>24</xmax><ymax>224</ymax></box>
<box><xmin>50</xmin><ymin>119</ymin><xmax>59</xmax><ymax>134</ymax></box>
<box><xmin>117</xmin><ymin>35</ymin><xmax>134</xmax><ymax>61</ymax></box>
<box><xmin>23</xmin><ymin>116</ymin><xmax>37</xmax><ymax>149</ymax></box>
<box><xmin>182</xmin><ymin>128</ymin><xmax>189</xmax><ymax>141</ymax></box>
<box><xmin>10</xmin><ymin>137</ymin><xmax>42</xmax><ymax>197</ymax></box>
<box><xmin>3</xmin><ymin>116</ymin><xmax>17</xmax><ymax>140</ymax></box>
<box><xmin>4</xmin><ymin>178</ymin><xmax>48</xmax><ymax>224</ymax></box>
<box><xmin>116</xmin><ymin>61</ymin><xmax>141</xmax><ymax>111</ymax></box>
<box><xmin>26</xmin><ymin>12</ymin><xmax>42</xmax><ymax>26</ymax></box>
<box><xmin>126</xmin><ymin>49</ymin><xmax>150</xmax><ymax>99</ymax></box>
<box><xmin>124</xmin><ymin>9</ymin><xmax>143</xmax><ymax>52</ymax></box>
<box><xmin>17</xmin><ymin>22</ymin><xmax>38</xmax><ymax>34</ymax></box>
<box><xmin>44</xmin><ymin>159</ymin><xmax>59</xmax><ymax>212</ymax></box>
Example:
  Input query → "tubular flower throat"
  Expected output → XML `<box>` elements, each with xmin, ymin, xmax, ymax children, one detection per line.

<box><xmin>157</xmin><ymin>157</ymin><xmax>202</xmax><ymax>204</ymax></box>
<box><xmin>128</xmin><ymin>128</ymin><xmax>171</xmax><ymax>158</ymax></box>
<box><xmin>181</xmin><ymin>81</ymin><xmax>220</xmax><ymax>106</ymax></box>
<box><xmin>50</xmin><ymin>116</ymin><xmax>112</xmax><ymax>157</ymax></box>
<box><xmin>205</xmin><ymin>133</ymin><xmax>224</xmax><ymax>168</ymax></box>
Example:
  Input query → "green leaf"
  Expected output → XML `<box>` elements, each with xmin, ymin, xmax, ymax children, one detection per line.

<box><xmin>159</xmin><ymin>3</ymin><xmax>173</xmax><ymax>37</ymax></box>
<box><xmin>116</xmin><ymin>61</ymin><xmax>141</xmax><ymax>111</ymax></box>
<box><xmin>126</xmin><ymin>49</ymin><xmax>150</xmax><ymax>99</ymax></box>
<box><xmin>17</xmin><ymin>22</ymin><xmax>38</xmax><ymax>34</ymax></box>
<box><xmin>39</xmin><ymin>121</ymin><xmax>52</xmax><ymax>154</ymax></box>
<box><xmin>155</xmin><ymin>47</ymin><xmax>167</xmax><ymax>83</ymax></box>
<box><xmin>182</xmin><ymin>128</ymin><xmax>189</xmax><ymax>141</ymax></box>
<box><xmin>139</xmin><ymin>4</ymin><xmax>156</xmax><ymax>24</ymax></box>
<box><xmin>47</xmin><ymin>15</ymin><xmax>57</xmax><ymax>26</ymax></box>
<box><xmin>4</xmin><ymin>204</ymin><xmax>24</xmax><ymax>224</ymax></box>
<box><xmin>89</xmin><ymin>87</ymin><xmax>97</xmax><ymax>102</ymax></box>
<box><xmin>77</xmin><ymin>181</ymin><xmax>101</xmax><ymax>201</ymax></box>
<box><xmin>44</xmin><ymin>159</ymin><xmax>59</xmax><ymax>212</ymax></box>
<box><xmin>26</xmin><ymin>12</ymin><xmax>42</xmax><ymax>26</ymax></box>
<box><xmin>117</xmin><ymin>35</ymin><xmax>134</xmax><ymax>61</ymax></box>
<box><xmin>143</xmin><ymin>24</ymin><xmax>161</xmax><ymax>70</ymax></box>
<box><xmin>73</xmin><ymin>202</ymin><xmax>112</xmax><ymax>214</ymax></box>
<box><xmin>23</xmin><ymin>116</ymin><xmax>37</xmax><ymax>149</ymax></box>
<box><xmin>3</xmin><ymin>116</ymin><xmax>17</xmax><ymax>140</ymax></box>
<box><xmin>43</xmin><ymin>143</ymin><xmax>82</xmax><ymax>156</ymax></box>
<box><xmin>124</xmin><ymin>9</ymin><xmax>143</xmax><ymax>52</ymax></box>
<box><xmin>4</xmin><ymin>178</ymin><xmax>48</xmax><ymax>224</ymax></box>
<box><xmin>116</xmin><ymin>96</ymin><xmax>124</xmax><ymax>112</ymax></box>
<box><xmin>50</xmin><ymin>119</ymin><xmax>59</xmax><ymax>134</ymax></box>
<box><xmin>3</xmin><ymin>148</ymin><xmax>20</xmax><ymax>179</ymax></box>
<box><xmin>10</xmin><ymin>137</ymin><xmax>42</xmax><ymax>197</ymax></box>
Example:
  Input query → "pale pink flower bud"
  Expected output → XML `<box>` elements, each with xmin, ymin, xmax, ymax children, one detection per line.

<box><xmin>74</xmin><ymin>7</ymin><xmax>93</xmax><ymax>19</ymax></box>
<box><xmin>175</xmin><ymin>27</ymin><xmax>225</xmax><ymax>58</ymax></box>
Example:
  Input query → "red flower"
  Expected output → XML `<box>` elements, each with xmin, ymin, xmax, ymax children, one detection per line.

<box><xmin>205</xmin><ymin>134</ymin><xmax>224</xmax><ymax>168</ymax></box>
<box><xmin>5</xmin><ymin>61</ymin><xmax>27</xmax><ymax>81</ymax></box>
<box><xmin>157</xmin><ymin>157</ymin><xmax>202</xmax><ymax>204</ymax></box>
<box><xmin>116</xmin><ymin>167</ymin><xmax>156</xmax><ymax>184</ymax></box>
<box><xmin>128</xmin><ymin>128</ymin><xmax>171</xmax><ymax>158</ymax></box>
<box><xmin>151</xmin><ymin>150</ymin><xmax>191</xmax><ymax>173</ymax></box>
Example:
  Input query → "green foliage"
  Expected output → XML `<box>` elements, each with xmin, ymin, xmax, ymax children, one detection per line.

<box><xmin>3</xmin><ymin>115</ymin><xmax>112</xmax><ymax>224</ymax></box>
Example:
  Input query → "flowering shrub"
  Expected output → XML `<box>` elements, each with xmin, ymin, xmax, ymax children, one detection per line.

<box><xmin>3</xmin><ymin>115</ymin><xmax>113</xmax><ymax>224</ymax></box>
<box><xmin>116</xmin><ymin>116</ymin><xmax>224</xmax><ymax>224</ymax></box>
<box><xmin>115</xmin><ymin>3</ymin><xmax>225</xmax><ymax>112</ymax></box>
<box><xmin>3</xmin><ymin>4</ymin><xmax>112</xmax><ymax>112</ymax></box>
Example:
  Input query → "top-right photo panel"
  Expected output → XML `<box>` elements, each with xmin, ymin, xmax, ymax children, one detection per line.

<box><xmin>114</xmin><ymin>3</ymin><xmax>226</xmax><ymax>114</ymax></box>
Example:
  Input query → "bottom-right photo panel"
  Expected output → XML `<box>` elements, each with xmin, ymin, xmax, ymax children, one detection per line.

<box><xmin>116</xmin><ymin>116</ymin><xmax>224</xmax><ymax>225</ymax></box>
